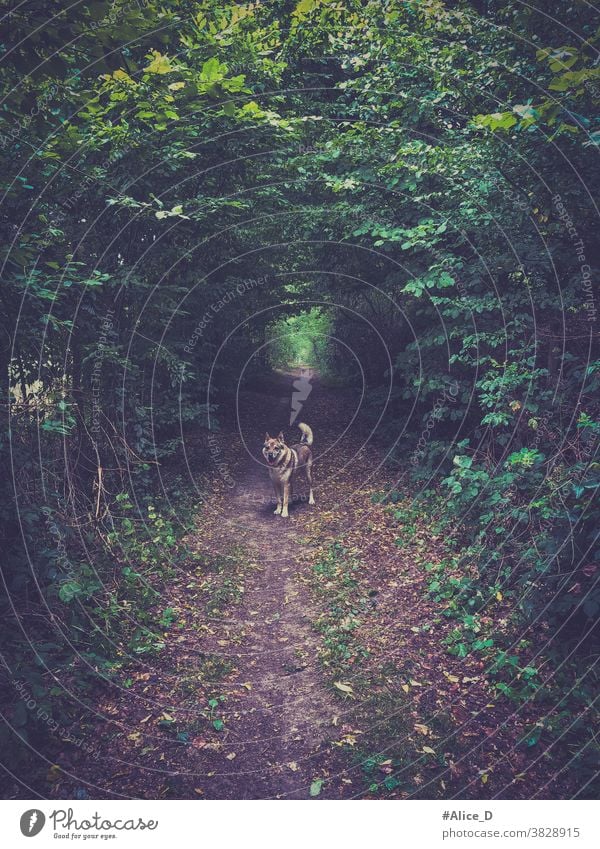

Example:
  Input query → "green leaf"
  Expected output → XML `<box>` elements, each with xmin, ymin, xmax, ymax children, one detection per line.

<box><xmin>144</xmin><ymin>51</ymin><xmax>174</xmax><ymax>75</ymax></box>
<box><xmin>58</xmin><ymin>581</ymin><xmax>82</xmax><ymax>603</ymax></box>
<box><xmin>201</xmin><ymin>57</ymin><xmax>226</xmax><ymax>81</ymax></box>
<box><xmin>309</xmin><ymin>778</ymin><xmax>324</xmax><ymax>796</ymax></box>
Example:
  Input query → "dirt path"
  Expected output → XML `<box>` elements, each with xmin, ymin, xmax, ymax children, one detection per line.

<box><xmin>42</xmin><ymin>371</ymin><xmax>582</xmax><ymax>801</ymax></box>
<box><xmin>183</xmin><ymin>386</ymin><xmax>347</xmax><ymax>799</ymax></box>
<box><xmin>179</xmin><ymin>368</ymin><xmax>376</xmax><ymax>798</ymax></box>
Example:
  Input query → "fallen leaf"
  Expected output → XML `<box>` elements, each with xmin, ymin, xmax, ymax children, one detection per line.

<box><xmin>333</xmin><ymin>732</ymin><xmax>358</xmax><ymax>747</ymax></box>
<box><xmin>310</xmin><ymin>778</ymin><xmax>324</xmax><ymax>797</ymax></box>
<box><xmin>333</xmin><ymin>681</ymin><xmax>354</xmax><ymax>696</ymax></box>
<box><xmin>226</xmin><ymin>752</ymin><xmax>236</xmax><ymax>760</ymax></box>
<box><xmin>414</xmin><ymin>723</ymin><xmax>429</xmax><ymax>736</ymax></box>
<box><xmin>287</xmin><ymin>761</ymin><xmax>299</xmax><ymax>771</ymax></box>
<box><xmin>422</xmin><ymin>746</ymin><xmax>436</xmax><ymax>755</ymax></box>
<box><xmin>47</xmin><ymin>764</ymin><xmax>62</xmax><ymax>781</ymax></box>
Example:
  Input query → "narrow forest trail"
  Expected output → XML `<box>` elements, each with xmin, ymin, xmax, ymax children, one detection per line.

<box><xmin>168</xmin><ymin>369</ymin><xmax>384</xmax><ymax>799</ymax></box>
<box><xmin>177</xmin><ymin>374</ymin><xmax>350</xmax><ymax>798</ymax></box>
<box><xmin>46</xmin><ymin>372</ymin><xmax>578</xmax><ymax>801</ymax></box>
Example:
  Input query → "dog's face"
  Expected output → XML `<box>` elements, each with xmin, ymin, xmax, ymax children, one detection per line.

<box><xmin>263</xmin><ymin>432</ymin><xmax>286</xmax><ymax>465</ymax></box>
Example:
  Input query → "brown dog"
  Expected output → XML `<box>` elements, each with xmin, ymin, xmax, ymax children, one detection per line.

<box><xmin>262</xmin><ymin>423</ymin><xmax>315</xmax><ymax>518</ymax></box>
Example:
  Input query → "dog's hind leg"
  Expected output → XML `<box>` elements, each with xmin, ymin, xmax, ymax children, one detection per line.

<box><xmin>306</xmin><ymin>459</ymin><xmax>315</xmax><ymax>505</ymax></box>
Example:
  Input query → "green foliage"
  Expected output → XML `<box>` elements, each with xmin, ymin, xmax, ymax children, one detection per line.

<box><xmin>311</xmin><ymin>544</ymin><xmax>370</xmax><ymax>676</ymax></box>
<box><xmin>266</xmin><ymin>308</ymin><xmax>333</xmax><ymax>371</ymax></box>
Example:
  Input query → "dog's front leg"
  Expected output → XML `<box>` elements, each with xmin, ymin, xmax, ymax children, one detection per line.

<box><xmin>273</xmin><ymin>480</ymin><xmax>282</xmax><ymax>515</ymax></box>
<box><xmin>281</xmin><ymin>481</ymin><xmax>290</xmax><ymax>518</ymax></box>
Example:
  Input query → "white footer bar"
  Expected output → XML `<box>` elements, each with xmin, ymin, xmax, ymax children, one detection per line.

<box><xmin>1</xmin><ymin>799</ymin><xmax>598</xmax><ymax>848</ymax></box>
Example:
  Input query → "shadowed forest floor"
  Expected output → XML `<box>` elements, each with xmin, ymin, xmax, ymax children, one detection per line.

<box><xmin>39</xmin><ymin>372</ymin><xmax>582</xmax><ymax>800</ymax></box>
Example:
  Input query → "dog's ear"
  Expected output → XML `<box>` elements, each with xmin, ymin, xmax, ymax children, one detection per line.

<box><xmin>277</xmin><ymin>431</ymin><xmax>285</xmax><ymax>443</ymax></box>
<box><xmin>264</xmin><ymin>432</ymin><xmax>270</xmax><ymax>441</ymax></box>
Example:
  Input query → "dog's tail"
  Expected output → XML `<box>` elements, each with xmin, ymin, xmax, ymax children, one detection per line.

<box><xmin>298</xmin><ymin>422</ymin><xmax>313</xmax><ymax>446</ymax></box>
